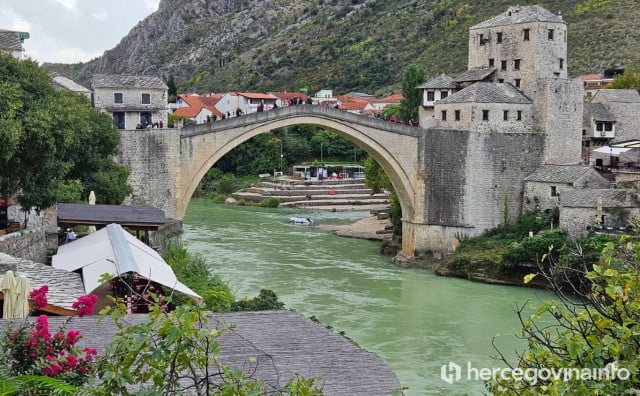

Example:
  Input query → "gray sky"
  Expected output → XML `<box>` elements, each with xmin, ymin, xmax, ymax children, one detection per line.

<box><xmin>0</xmin><ymin>0</ymin><xmax>160</xmax><ymax>64</ymax></box>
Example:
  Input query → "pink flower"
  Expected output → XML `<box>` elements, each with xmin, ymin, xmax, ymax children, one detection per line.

<box><xmin>72</xmin><ymin>295</ymin><xmax>98</xmax><ymax>317</ymax></box>
<box><xmin>65</xmin><ymin>330</ymin><xmax>81</xmax><ymax>346</ymax></box>
<box><xmin>29</xmin><ymin>285</ymin><xmax>49</xmax><ymax>310</ymax></box>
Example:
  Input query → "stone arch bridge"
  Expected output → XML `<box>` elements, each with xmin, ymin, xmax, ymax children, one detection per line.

<box><xmin>117</xmin><ymin>105</ymin><xmax>544</xmax><ymax>256</ymax></box>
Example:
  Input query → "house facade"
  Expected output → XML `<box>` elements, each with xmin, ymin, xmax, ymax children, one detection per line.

<box><xmin>91</xmin><ymin>74</ymin><xmax>168</xmax><ymax>129</ymax></box>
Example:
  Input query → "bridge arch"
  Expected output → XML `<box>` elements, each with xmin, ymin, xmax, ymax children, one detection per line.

<box><xmin>178</xmin><ymin>106</ymin><xmax>424</xmax><ymax>225</ymax></box>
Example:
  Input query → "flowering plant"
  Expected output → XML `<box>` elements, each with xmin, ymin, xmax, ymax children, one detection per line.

<box><xmin>0</xmin><ymin>286</ymin><xmax>99</xmax><ymax>387</ymax></box>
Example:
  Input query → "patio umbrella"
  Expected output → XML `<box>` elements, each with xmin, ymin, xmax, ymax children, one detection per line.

<box><xmin>1</xmin><ymin>270</ymin><xmax>17</xmax><ymax>318</ymax></box>
<box><xmin>13</xmin><ymin>275</ymin><xmax>31</xmax><ymax>318</ymax></box>
<box><xmin>88</xmin><ymin>191</ymin><xmax>97</xmax><ymax>234</ymax></box>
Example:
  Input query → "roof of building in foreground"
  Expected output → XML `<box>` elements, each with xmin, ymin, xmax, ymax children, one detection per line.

<box><xmin>0</xmin><ymin>29</ymin><xmax>22</xmax><ymax>51</ymax></box>
<box><xmin>471</xmin><ymin>5</ymin><xmax>565</xmax><ymax>30</ymax></box>
<box><xmin>416</xmin><ymin>73</ymin><xmax>458</xmax><ymax>89</ymax></box>
<box><xmin>0</xmin><ymin>310</ymin><xmax>402</xmax><ymax>395</ymax></box>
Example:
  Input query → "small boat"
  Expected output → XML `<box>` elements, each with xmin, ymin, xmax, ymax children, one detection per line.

<box><xmin>289</xmin><ymin>216</ymin><xmax>313</xmax><ymax>225</ymax></box>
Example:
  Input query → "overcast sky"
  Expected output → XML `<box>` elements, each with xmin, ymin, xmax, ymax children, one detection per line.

<box><xmin>0</xmin><ymin>0</ymin><xmax>160</xmax><ymax>64</ymax></box>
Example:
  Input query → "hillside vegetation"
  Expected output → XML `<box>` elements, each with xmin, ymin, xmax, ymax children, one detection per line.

<box><xmin>47</xmin><ymin>0</ymin><xmax>640</xmax><ymax>95</ymax></box>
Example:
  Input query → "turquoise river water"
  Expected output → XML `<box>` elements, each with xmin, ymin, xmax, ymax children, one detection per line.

<box><xmin>182</xmin><ymin>199</ymin><xmax>556</xmax><ymax>395</ymax></box>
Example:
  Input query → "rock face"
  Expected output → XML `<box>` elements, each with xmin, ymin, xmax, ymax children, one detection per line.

<box><xmin>67</xmin><ymin>0</ymin><xmax>640</xmax><ymax>93</ymax></box>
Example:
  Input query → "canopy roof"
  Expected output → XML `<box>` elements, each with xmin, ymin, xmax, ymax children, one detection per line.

<box><xmin>57</xmin><ymin>203</ymin><xmax>165</xmax><ymax>228</ymax></box>
<box><xmin>51</xmin><ymin>223</ymin><xmax>201</xmax><ymax>302</ymax></box>
<box><xmin>592</xmin><ymin>146</ymin><xmax>634</xmax><ymax>156</ymax></box>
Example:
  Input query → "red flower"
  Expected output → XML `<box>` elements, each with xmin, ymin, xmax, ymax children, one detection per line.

<box><xmin>72</xmin><ymin>295</ymin><xmax>99</xmax><ymax>317</ymax></box>
<box><xmin>65</xmin><ymin>330</ymin><xmax>81</xmax><ymax>346</ymax></box>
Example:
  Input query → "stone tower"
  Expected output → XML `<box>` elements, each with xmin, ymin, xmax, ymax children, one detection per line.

<box><xmin>467</xmin><ymin>5</ymin><xmax>583</xmax><ymax>165</ymax></box>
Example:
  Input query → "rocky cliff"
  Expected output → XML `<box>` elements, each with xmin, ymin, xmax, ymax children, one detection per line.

<box><xmin>64</xmin><ymin>0</ymin><xmax>640</xmax><ymax>95</ymax></box>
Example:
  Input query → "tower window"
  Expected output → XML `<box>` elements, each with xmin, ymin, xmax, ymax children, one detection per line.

<box><xmin>114</xmin><ymin>93</ymin><xmax>123</xmax><ymax>103</ymax></box>
<box><xmin>455</xmin><ymin>110</ymin><xmax>461</xmax><ymax>121</ymax></box>
<box><xmin>141</xmin><ymin>93</ymin><xmax>151</xmax><ymax>104</ymax></box>
<box><xmin>501</xmin><ymin>60</ymin><xmax>507</xmax><ymax>71</ymax></box>
<box><xmin>441</xmin><ymin>110</ymin><xmax>447</xmax><ymax>121</ymax></box>
<box><xmin>551</xmin><ymin>186</ymin><xmax>557</xmax><ymax>197</ymax></box>
<box><xmin>503</xmin><ymin>110</ymin><xmax>509</xmax><ymax>121</ymax></box>
<box><xmin>515</xmin><ymin>79</ymin><xmax>521</xmax><ymax>88</ymax></box>
<box><xmin>496</xmin><ymin>32</ymin><xmax>503</xmax><ymax>43</ymax></box>
<box><xmin>559</xmin><ymin>58</ymin><xmax>564</xmax><ymax>70</ymax></box>
<box><xmin>517</xmin><ymin>110</ymin><xmax>522</xmax><ymax>121</ymax></box>
<box><xmin>548</xmin><ymin>29</ymin><xmax>554</xmax><ymax>40</ymax></box>
<box><xmin>523</xmin><ymin>29</ymin><xmax>530</xmax><ymax>41</ymax></box>
<box><xmin>441</xmin><ymin>91</ymin><xmax>448</xmax><ymax>99</ymax></box>
<box><xmin>479</xmin><ymin>33</ymin><xmax>485</xmax><ymax>45</ymax></box>
<box><xmin>427</xmin><ymin>91</ymin><xmax>434</xmax><ymax>101</ymax></box>
<box><xmin>514</xmin><ymin>59</ymin><xmax>521</xmax><ymax>70</ymax></box>
<box><xmin>482</xmin><ymin>110</ymin><xmax>489</xmax><ymax>121</ymax></box>
<box><xmin>489</xmin><ymin>58</ymin><xmax>495</xmax><ymax>67</ymax></box>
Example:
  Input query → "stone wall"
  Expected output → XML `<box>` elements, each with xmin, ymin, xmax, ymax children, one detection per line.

<box><xmin>117</xmin><ymin>128</ymin><xmax>182</xmax><ymax>219</ymax></box>
<box><xmin>0</xmin><ymin>228</ymin><xmax>47</xmax><ymax>264</ymax></box>
<box><xmin>423</xmin><ymin>128</ymin><xmax>545</xmax><ymax>239</ymax></box>
<box><xmin>437</xmin><ymin>101</ymin><xmax>532</xmax><ymax>133</ymax></box>
<box><xmin>533</xmin><ymin>78</ymin><xmax>584</xmax><ymax>165</ymax></box>
<box><xmin>93</xmin><ymin>86</ymin><xmax>167</xmax><ymax>129</ymax></box>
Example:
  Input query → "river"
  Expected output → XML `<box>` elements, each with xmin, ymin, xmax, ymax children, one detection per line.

<box><xmin>182</xmin><ymin>199</ymin><xmax>556</xmax><ymax>395</ymax></box>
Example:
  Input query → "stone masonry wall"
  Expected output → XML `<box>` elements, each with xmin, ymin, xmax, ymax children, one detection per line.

<box><xmin>117</xmin><ymin>129</ymin><xmax>182</xmax><ymax>219</ymax></box>
<box><xmin>0</xmin><ymin>228</ymin><xmax>47</xmax><ymax>264</ymax></box>
<box><xmin>423</xmin><ymin>128</ymin><xmax>545</xmax><ymax>238</ymax></box>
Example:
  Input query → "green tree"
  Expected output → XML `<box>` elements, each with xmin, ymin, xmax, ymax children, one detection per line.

<box><xmin>491</xmin><ymin>232</ymin><xmax>640</xmax><ymax>394</ymax></box>
<box><xmin>364</xmin><ymin>156</ymin><xmax>402</xmax><ymax>237</ymax></box>
<box><xmin>0</xmin><ymin>52</ymin><xmax>131</xmax><ymax>214</ymax></box>
<box><xmin>607</xmin><ymin>68</ymin><xmax>640</xmax><ymax>92</ymax></box>
<box><xmin>399</xmin><ymin>63</ymin><xmax>425</xmax><ymax>124</ymax></box>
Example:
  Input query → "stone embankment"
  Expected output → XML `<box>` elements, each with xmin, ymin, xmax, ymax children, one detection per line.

<box><xmin>232</xmin><ymin>178</ymin><xmax>390</xmax><ymax>212</ymax></box>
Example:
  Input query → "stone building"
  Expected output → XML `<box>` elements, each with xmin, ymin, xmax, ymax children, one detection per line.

<box><xmin>589</xmin><ymin>90</ymin><xmax>640</xmax><ymax>143</ymax></box>
<box><xmin>522</xmin><ymin>165</ymin><xmax>610</xmax><ymax>213</ymax></box>
<box><xmin>559</xmin><ymin>189</ymin><xmax>640</xmax><ymax>237</ymax></box>
<box><xmin>416</xmin><ymin>73</ymin><xmax>458</xmax><ymax>121</ymax></box>
<box><xmin>91</xmin><ymin>74</ymin><xmax>168</xmax><ymax>129</ymax></box>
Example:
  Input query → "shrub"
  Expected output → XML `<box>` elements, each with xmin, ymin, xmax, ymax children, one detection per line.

<box><xmin>259</xmin><ymin>197</ymin><xmax>280</xmax><ymax>208</ymax></box>
<box><xmin>230</xmin><ymin>289</ymin><xmax>285</xmax><ymax>311</ymax></box>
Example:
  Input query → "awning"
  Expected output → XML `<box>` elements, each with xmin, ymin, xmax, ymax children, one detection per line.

<box><xmin>51</xmin><ymin>223</ymin><xmax>201</xmax><ymax>303</ymax></box>
<box><xmin>592</xmin><ymin>146</ymin><xmax>634</xmax><ymax>156</ymax></box>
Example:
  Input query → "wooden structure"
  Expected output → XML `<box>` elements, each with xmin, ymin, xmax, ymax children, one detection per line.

<box><xmin>57</xmin><ymin>204</ymin><xmax>165</xmax><ymax>245</ymax></box>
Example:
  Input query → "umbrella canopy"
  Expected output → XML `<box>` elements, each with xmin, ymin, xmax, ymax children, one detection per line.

<box><xmin>591</xmin><ymin>146</ymin><xmax>633</xmax><ymax>156</ymax></box>
<box><xmin>52</xmin><ymin>223</ymin><xmax>201</xmax><ymax>303</ymax></box>
<box><xmin>87</xmin><ymin>191</ymin><xmax>97</xmax><ymax>234</ymax></box>
<box><xmin>13</xmin><ymin>275</ymin><xmax>31</xmax><ymax>318</ymax></box>
<box><xmin>1</xmin><ymin>270</ymin><xmax>17</xmax><ymax>318</ymax></box>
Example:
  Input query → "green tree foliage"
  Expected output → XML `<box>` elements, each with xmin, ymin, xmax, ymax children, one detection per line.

<box><xmin>0</xmin><ymin>52</ymin><xmax>131</xmax><ymax>213</ymax></box>
<box><xmin>162</xmin><ymin>243</ymin><xmax>236</xmax><ymax>311</ymax></box>
<box><xmin>364</xmin><ymin>156</ymin><xmax>402</xmax><ymax>237</ymax></box>
<box><xmin>491</xmin><ymin>231</ymin><xmax>640</xmax><ymax>394</ymax></box>
<box><xmin>607</xmin><ymin>68</ymin><xmax>640</xmax><ymax>93</ymax></box>
<box><xmin>399</xmin><ymin>64</ymin><xmax>425</xmax><ymax>123</ymax></box>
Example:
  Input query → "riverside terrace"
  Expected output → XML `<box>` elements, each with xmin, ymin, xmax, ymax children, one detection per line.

<box><xmin>0</xmin><ymin>310</ymin><xmax>402</xmax><ymax>395</ymax></box>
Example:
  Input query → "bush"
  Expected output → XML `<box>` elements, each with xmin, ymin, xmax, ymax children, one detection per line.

<box><xmin>230</xmin><ymin>289</ymin><xmax>285</xmax><ymax>311</ymax></box>
<box><xmin>210</xmin><ymin>193</ymin><xmax>227</xmax><ymax>203</ymax></box>
<box><xmin>259</xmin><ymin>197</ymin><xmax>280</xmax><ymax>208</ymax></box>
<box><xmin>502</xmin><ymin>228</ymin><xmax>568</xmax><ymax>266</ymax></box>
<box><xmin>162</xmin><ymin>243</ymin><xmax>235</xmax><ymax>310</ymax></box>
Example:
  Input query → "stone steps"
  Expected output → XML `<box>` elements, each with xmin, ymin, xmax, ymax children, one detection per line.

<box><xmin>232</xmin><ymin>178</ymin><xmax>390</xmax><ymax>209</ymax></box>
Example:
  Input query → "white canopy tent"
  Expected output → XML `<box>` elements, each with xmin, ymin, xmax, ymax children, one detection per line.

<box><xmin>52</xmin><ymin>223</ymin><xmax>201</xmax><ymax>304</ymax></box>
<box><xmin>592</xmin><ymin>146</ymin><xmax>633</xmax><ymax>156</ymax></box>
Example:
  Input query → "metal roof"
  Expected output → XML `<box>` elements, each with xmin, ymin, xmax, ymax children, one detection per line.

<box><xmin>57</xmin><ymin>203</ymin><xmax>165</xmax><ymax>228</ymax></box>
